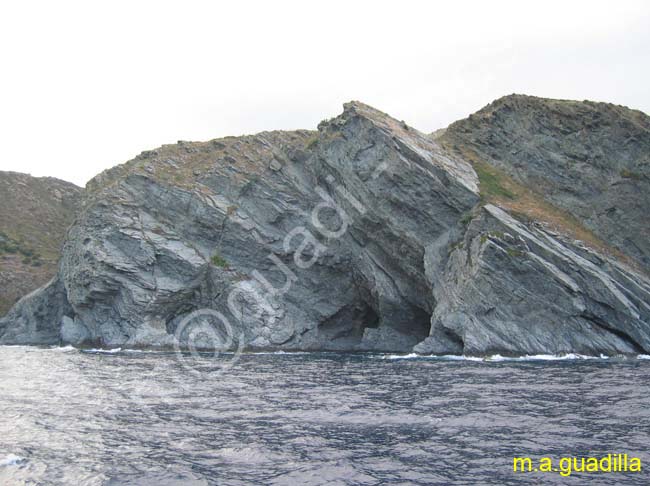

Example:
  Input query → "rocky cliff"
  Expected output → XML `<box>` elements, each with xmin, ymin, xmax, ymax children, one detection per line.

<box><xmin>441</xmin><ymin>94</ymin><xmax>650</xmax><ymax>269</ymax></box>
<box><xmin>0</xmin><ymin>172</ymin><xmax>82</xmax><ymax>316</ymax></box>
<box><xmin>1</xmin><ymin>97</ymin><xmax>649</xmax><ymax>356</ymax></box>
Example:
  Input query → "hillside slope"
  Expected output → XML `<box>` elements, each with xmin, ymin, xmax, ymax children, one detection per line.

<box><xmin>441</xmin><ymin>94</ymin><xmax>650</xmax><ymax>271</ymax></box>
<box><xmin>0</xmin><ymin>172</ymin><xmax>82</xmax><ymax>315</ymax></box>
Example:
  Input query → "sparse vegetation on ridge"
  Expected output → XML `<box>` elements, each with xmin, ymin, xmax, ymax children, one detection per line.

<box><xmin>305</xmin><ymin>135</ymin><xmax>319</xmax><ymax>149</ymax></box>
<box><xmin>211</xmin><ymin>253</ymin><xmax>229</xmax><ymax>268</ymax></box>
<box><xmin>0</xmin><ymin>233</ymin><xmax>43</xmax><ymax>266</ymax></box>
<box><xmin>472</xmin><ymin>162</ymin><xmax>515</xmax><ymax>201</ymax></box>
<box><xmin>442</xmin><ymin>141</ymin><xmax>641</xmax><ymax>272</ymax></box>
<box><xmin>0</xmin><ymin>171</ymin><xmax>82</xmax><ymax>316</ymax></box>
<box><xmin>85</xmin><ymin>130</ymin><xmax>316</xmax><ymax>196</ymax></box>
<box><xmin>620</xmin><ymin>169</ymin><xmax>644</xmax><ymax>181</ymax></box>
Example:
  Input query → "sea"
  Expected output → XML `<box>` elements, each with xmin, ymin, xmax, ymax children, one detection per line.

<box><xmin>1</xmin><ymin>346</ymin><xmax>649</xmax><ymax>485</ymax></box>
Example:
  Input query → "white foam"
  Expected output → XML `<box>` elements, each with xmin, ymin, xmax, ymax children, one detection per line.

<box><xmin>378</xmin><ymin>353</ymin><xmax>615</xmax><ymax>362</ymax></box>
<box><xmin>0</xmin><ymin>344</ymin><xmax>76</xmax><ymax>352</ymax></box>
<box><xmin>50</xmin><ymin>345</ymin><xmax>76</xmax><ymax>352</ymax></box>
<box><xmin>84</xmin><ymin>348</ymin><xmax>122</xmax><ymax>354</ymax></box>
<box><xmin>442</xmin><ymin>355</ymin><xmax>484</xmax><ymax>362</ymax></box>
<box><xmin>381</xmin><ymin>353</ymin><xmax>482</xmax><ymax>361</ymax></box>
<box><xmin>121</xmin><ymin>348</ymin><xmax>167</xmax><ymax>354</ymax></box>
<box><xmin>638</xmin><ymin>354</ymin><xmax>650</xmax><ymax>360</ymax></box>
<box><xmin>384</xmin><ymin>353</ymin><xmax>419</xmax><ymax>360</ymax></box>
<box><xmin>244</xmin><ymin>350</ymin><xmax>311</xmax><ymax>355</ymax></box>
<box><xmin>0</xmin><ymin>454</ymin><xmax>25</xmax><ymax>467</ymax></box>
<box><xmin>476</xmin><ymin>353</ymin><xmax>609</xmax><ymax>361</ymax></box>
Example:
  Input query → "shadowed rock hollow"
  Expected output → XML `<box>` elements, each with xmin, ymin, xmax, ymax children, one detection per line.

<box><xmin>1</xmin><ymin>97</ymin><xmax>649</xmax><ymax>356</ymax></box>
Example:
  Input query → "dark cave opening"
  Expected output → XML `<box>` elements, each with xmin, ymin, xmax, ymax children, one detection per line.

<box><xmin>317</xmin><ymin>301</ymin><xmax>432</xmax><ymax>349</ymax></box>
<box><xmin>353</xmin><ymin>303</ymin><xmax>379</xmax><ymax>329</ymax></box>
<box><xmin>441</xmin><ymin>326</ymin><xmax>465</xmax><ymax>350</ymax></box>
<box><xmin>317</xmin><ymin>301</ymin><xmax>381</xmax><ymax>347</ymax></box>
<box><xmin>383</xmin><ymin>306</ymin><xmax>432</xmax><ymax>342</ymax></box>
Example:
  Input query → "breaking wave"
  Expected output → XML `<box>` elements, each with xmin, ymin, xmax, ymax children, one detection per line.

<box><xmin>0</xmin><ymin>454</ymin><xmax>25</xmax><ymax>467</ymax></box>
<box><xmin>378</xmin><ymin>353</ymin><xmax>650</xmax><ymax>361</ymax></box>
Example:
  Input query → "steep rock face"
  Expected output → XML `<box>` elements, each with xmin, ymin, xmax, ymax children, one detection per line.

<box><xmin>442</xmin><ymin>94</ymin><xmax>650</xmax><ymax>270</ymax></box>
<box><xmin>1</xmin><ymin>97</ymin><xmax>649</xmax><ymax>356</ymax></box>
<box><xmin>0</xmin><ymin>277</ymin><xmax>73</xmax><ymax>344</ymax></box>
<box><xmin>415</xmin><ymin>204</ymin><xmax>650</xmax><ymax>356</ymax></box>
<box><xmin>1</xmin><ymin>102</ymin><xmax>479</xmax><ymax>351</ymax></box>
<box><xmin>0</xmin><ymin>172</ymin><xmax>82</xmax><ymax>316</ymax></box>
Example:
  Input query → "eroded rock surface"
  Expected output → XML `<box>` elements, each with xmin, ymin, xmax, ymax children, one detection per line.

<box><xmin>1</xmin><ymin>102</ymin><xmax>479</xmax><ymax>351</ymax></box>
<box><xmin>415</xmin><ymin>204</ymin><xmax>650</xmax><ymax>356</ymax></box>
<box><xmin>1</xmin><ymin>97</ymin><xmax>649</xmax><ymax>355</ymax></box>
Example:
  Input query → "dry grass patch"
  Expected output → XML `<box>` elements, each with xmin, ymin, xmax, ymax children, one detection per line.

<box><xmin>446</xmin><ymin>143</ymin><xmax>641</xmax><ymax>271</ymax></box>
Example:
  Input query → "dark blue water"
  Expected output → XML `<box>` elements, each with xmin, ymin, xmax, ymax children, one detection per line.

<box><xmin>1</xmin><ymin>346</ymin><xmax>649</xmax><ymax>485</ymax></box>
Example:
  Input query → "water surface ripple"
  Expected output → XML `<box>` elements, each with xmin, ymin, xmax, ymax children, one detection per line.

<box><xmin>1</xmin><ymin>347</ymin><xmax>649</xmax><ymax>485</ymax></box>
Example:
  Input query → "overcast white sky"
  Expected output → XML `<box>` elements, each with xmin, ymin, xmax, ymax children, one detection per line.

<box><xmin>1</xmin><ymin>0</ymin><xmax>648</xmax><ymax>186</ymax></box>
